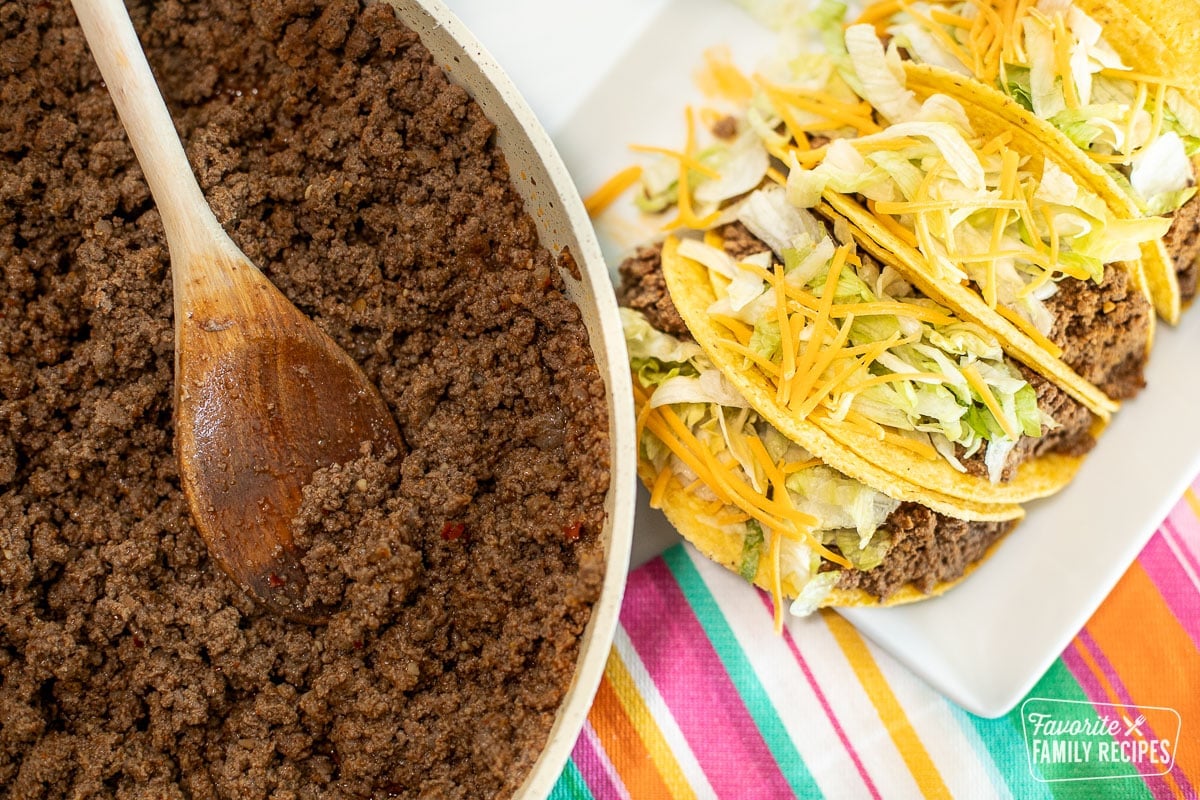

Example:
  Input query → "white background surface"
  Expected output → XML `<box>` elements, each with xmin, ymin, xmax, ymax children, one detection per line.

<box><xmin>444</xmin><ymin>0</ymin><xmax>1200</xmax><ymax>717</ymax></box>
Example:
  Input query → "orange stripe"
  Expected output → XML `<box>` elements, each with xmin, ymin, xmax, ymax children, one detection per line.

<box><xmin>1083</xmin><ymin>561</ymin><xmax>1200</xmax><ymax>787</ymax></box>
<box><xmin>823</xmin><ymin>612</ymin><xmax>953</xmax><ymax>799</ymax></box>
<box><xmin>605</xmin><ymin>649</ymin><xmax>698</xmax><ymax>800</ymax></box>
<box><xmin>588</xmin><ymin>666</ymin><xmax>677</xmax><ymax>799</ymax></box>
<box><xmin>1070</xmin><ymin>637</ymin><xmax>1187</xmax><ymax>800</ymax></box>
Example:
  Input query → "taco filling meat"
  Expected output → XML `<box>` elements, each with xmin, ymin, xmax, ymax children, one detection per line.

<box><xmin>1165</xmin><ymin>193</ymin><xmax>1200</xmax><ymax>301</ymax></box>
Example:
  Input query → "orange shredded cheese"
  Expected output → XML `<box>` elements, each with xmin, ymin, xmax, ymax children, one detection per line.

<box><xmin>696</xmin><ymin>45</ymin><xmax>755</xmax><ymax>103</ymax></box>
<box><xmin>584</xmin><ymin>165</ymin><xmax>643</xmax><ymax>217</ymax></box>
<box><xmin>994</xmin><ymin>304</ymin><xmax>1065</xmax><ymax>358</ymax></box>
<box><xmin>868</xmin><ymin>200</ymin><xmax>921</xmax><ymax>247</ymax></box>
<box><xmin>649</xmin><ymin>465</ymin><xmax>674</xmax><ymax>509</ymax></box>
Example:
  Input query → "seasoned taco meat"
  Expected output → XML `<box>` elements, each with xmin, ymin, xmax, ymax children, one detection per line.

<box><xmin>719</xmin><ymin>221</ymin><xmax>772</xmax><ymax>260</ymax></box>
<box><xmin>1165</xmin><ymin>191</ymin><xmax>1200</xmax><ymax>304</ymax></box>
<box><xmin>0</xmin><ymin>1</ymin><xmax>610</xmax><ymax>798</ymax></box>
<box><xmin>1044</xmin><ymin>265</ymin><xmax>1152</xmax><ymax>400</ymax></box>
<box><xmin>618</xmin><ymin>243</ymin><xmax>692</xmax><ymax>338</ymax></box>
<box><xmin>959</xmin><ymin>363</ymin><xmax>1096</xmax><ymax>481</ymax></box>
<box><xmin>834</xmin><ymin>504</ymin><xmax>1015</xmax><ymax>599</ymax></box>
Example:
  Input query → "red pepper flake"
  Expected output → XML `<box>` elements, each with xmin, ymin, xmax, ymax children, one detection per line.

<box><xmin>131</xmin><ymin>634</ymin><xmax>144</xmax><ymax>648</ymax></box>
<box><xmin>440</xmin><ymin>522</ymin><xmax>466</xmax><ymax>541</ymax></box>
<box><xmin>267</xmin><ymin>572</ymin><xmax>286</xmax><ymax>588</ymax></box>
<box><xmin>563</xmin><ymin>520</ymin><xmax>583</xmax><ymax>541</ymax></box>
<box><xmin>353</xmin><ymin>640</ymin><xmax>364</xmax><ymax>650</ymax></box>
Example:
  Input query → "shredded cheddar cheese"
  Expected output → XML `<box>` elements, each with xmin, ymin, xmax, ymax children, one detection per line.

<box><xmin>696</xmin><ymin>46</ymin><xmax>755</xmax><ymax>103</ymax></box>
<box><xmin>583</xmin><ymin>165</ymin><xmax>643</xmax><ymax>217</ymax></box>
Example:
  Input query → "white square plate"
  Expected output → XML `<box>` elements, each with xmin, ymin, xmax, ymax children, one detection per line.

<box><xmin>448</xmin><ymin>0</ymin><xmax>1200</xmax><ymax>718</ymax></box>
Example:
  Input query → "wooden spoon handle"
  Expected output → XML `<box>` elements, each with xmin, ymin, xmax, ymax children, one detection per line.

<box><xmin>69</xmin><ymin>0</ymin><xmax>228</xmax><ymax>263</ymax></box>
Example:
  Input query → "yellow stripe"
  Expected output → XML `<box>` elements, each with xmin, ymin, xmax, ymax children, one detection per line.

<box><xmin>823</xmin><ymin>612</ymin><xmax>954</xmax><ymax>800</ymax></box>
<box><xmin>1185</xmin><ymin>487</ymin><xmax>1200</xmax><ymax>521</ymax></box>
<box><xmin>605</xmin><ymin>649</ymin><xmax>699</xmax><ymax>800</ymax></box>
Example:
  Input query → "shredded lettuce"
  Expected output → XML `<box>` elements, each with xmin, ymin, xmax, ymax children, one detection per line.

<box><xmin>1130</xmin><ymin>132</ymin><xmax>1195</xmax><ymax>214</ymax></box>
<box><xmin>739</xmin><ymin>520</ymin><xmax>765</xmax><ymax>581</ymax></box>
<box><xmin>788</xmin><ymin>571</ymin><xmax>842</xmax><ymax>616</ymax></box>
<box><xmin>834</xmin><ymin>528</ymin><xmax>891</xmax><ymax>571</ymax></box>
<box><xmin>694</xmin><ymin>132</ymin><xmax>772</xmax><ymax>205</ymax></box>
<box><xmin>622</xmin><ymin>307</ymin><xmax>703</xmax><ymax>378</ymax></box>
<box><xmin>785</xmin><ymin>465</ymin><xmax>900</xmax><ymax>540</ymax></box>
<box><xmin>844</xmin><ymin>24</ymin><xmax>921</xmax><ymax>123</ymax></box>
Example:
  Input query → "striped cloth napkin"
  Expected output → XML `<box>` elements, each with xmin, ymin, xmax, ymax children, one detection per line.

<box><xmin>551</xmin><ymin>475</ymin><xmax>1200</xmax><ymax>800</ymax></box>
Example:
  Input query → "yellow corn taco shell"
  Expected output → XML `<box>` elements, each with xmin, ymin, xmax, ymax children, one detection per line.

<box><xmin>635</xmin><ymin>454</ymin><xmax>1019</xmax><ymax>610</ymax></box>
<box><xmin>858</xmin><ymin>0</ymin><xmax>1195</xmax><ymax>321</ymax></box>
<box><xmin>1064</xmin><ymin>0</ymin><xmax>1200</xmax><ymax>320</ymax></box>
<box><xmin>661</xmin><ymin>236</ymin><xmax>1094</xmax><ymax>505</ymax></box>
<box><xmin>816</xmin><ymin>62</ymin><xmax>1156</xmax><ymax>418</ymax></box>
<box><xmin>1075</xmin><ymin>0</ymin><xmax>1200</xmax><ymax>96</ymax></box>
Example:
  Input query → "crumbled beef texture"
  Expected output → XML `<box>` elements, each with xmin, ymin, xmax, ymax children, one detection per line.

<box><xmin>617</xmin><ymin>243</ymin><xmax>692</xmax><ymax>339</ymax></box>
<box><xmin>958</xmin><ymin>363</ymin><xmax>1097</xmax><ymax>481</ymax></box>
<box><xmin>0</xmin><ymin>1</ymin><xmax>610</xmax><ymax>798</ymax></box>
<box><xmin>834</xmin><ymin>504</ymin><xmax>1016</xmax><ymax>599</ymax></box>
<box><xmin>711</xmin><ymin>115</ymin><xmax>738</xmax><ymax>139</ymax></box>
<box><xmin>1165</xmin><ymin>191</ymin><xmax>1200</xmax><ymax>303</ymax></box>
<box><xmin>1045</xmin><ymin>266</ymin><xmax>1151</xmax><ymax>400</ymax></box>
<box><xmin>718</xmin><ymin>221</ymin><xmax>771</xmax><ymax>260</ymax></box>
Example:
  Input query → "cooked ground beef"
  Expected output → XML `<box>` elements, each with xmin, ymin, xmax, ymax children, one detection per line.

<box><xmin>959</xmin><ymin>363</ymin><xmax>1096</xmax><ymax>481</ymax></box>
<box><xmin>711</xmin><ymin>115</ymin><xmax>739</xmax><ymax>140</ymax></box>
<box><xmin>617</xmin><ymin>243</ymin><xmax>691</xmax><ymax>338</ymax></box>
<box><xmin>718</xmin><ymin>222</ymin><xmax>771</xmax><ymax>260</ymax></box>
<box><xmin>835</xmin><ymin>504</ymin><xmax>1015</xmax><ymax>599</ymax></box>
<box><xmin>0</xmin><ymin>2</ymin><xmax>609</xmax><ymax>798</ymax></box>
<box><xmin>1045</xmin><ymin>266</ymin><xmax>1151</xmax><ymax>400</ymax></box>
<box><xmin>1165</xmin><ymin>191</ymin><xmax>1200</xmax><ymax>304</ymax></box>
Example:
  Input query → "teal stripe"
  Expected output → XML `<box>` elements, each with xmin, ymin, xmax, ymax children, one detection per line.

<box><xmin>953</xmin><ymin>701</ymin><xmax>1051</xmax><ymax>800</ymax></box>
<box><xmin>664</xmin><ymin>545</ymin><xmax>824</xmax><ymax>800</ymax></box>
<box><xmin>1003</xmin><ymin>659</ymin><xmax>1153</xmax><ymax>800</ymax></box>
<box><xmin>549</xmin><ymin>759</ymin><xmax>594</xmax><ymax>800</ymax></box>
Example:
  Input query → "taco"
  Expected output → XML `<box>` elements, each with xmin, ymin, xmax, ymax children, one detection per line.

<box><xmin>854</xmin><ymin>0</ymin><xmax>1200</xmax><ymax>321</ymax></box>
<box><xmin>746</xmin><ymin>19</ymin><xmax>1172</xmax><ymax>416</ymax></box>
<box><xmin>638</xmin><ymin>190</ymin><xmax>1098</xmax><ymax>504</ymax></box>
<box><xmin>621</xmin><ymin>302</ymin><xmax>1020</xmax><ymax>628</ymax></box>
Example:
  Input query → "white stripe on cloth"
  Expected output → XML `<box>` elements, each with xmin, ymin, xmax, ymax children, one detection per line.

<box><xmin>582</xmin><ymin>720</ymin><xmax>633</xmax><ymax>800</ymax></box>
<box><xmin>687</xmin><ymin>548</ymin><xmax>882</xmax><ymax>800</ymax></box>
<box><xmin>611</xmin><ymin>625</ymin><xmax>719</xmax><ymax>799</ymax></box>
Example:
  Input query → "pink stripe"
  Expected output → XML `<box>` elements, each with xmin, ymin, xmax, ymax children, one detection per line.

<box><xmin>571</xmin><ymin>721</ymin><xmax>625</xmax><ymax>800</ymax></box>
<box><xmin>1075</xmin><ymin>630</ymin><xmax>1191</xmax><ymax>800</ymax></box>
<box><xmin>1163</xmin><ymin>517</ymin><xmax>1200</xmax><ymax>585</ymax></box>
<box><xmin>1057</xmin><ymin>646</ymin><xmax>1173</xmax><ymax>800</ymax></box>
<box><xmin>1137</xmin><ymin>533</ymin><xmax>1200</xmax><ymax>650</ymax></box>
<box><xmin>621</xmin><ymin>559</ymin><xmax>796</xmax><ymax>800</ymax></box>
<box><xmin>765</xmin><ymin>594</ymin><xmax>884</xmax><ymax>800</ymax></box>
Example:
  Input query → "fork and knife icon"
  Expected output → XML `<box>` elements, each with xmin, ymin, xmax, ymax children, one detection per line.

<box><xmin>1122</xmin><ymin>713</ymin><xmax>1148</xmax><ymax>736</ymax></box>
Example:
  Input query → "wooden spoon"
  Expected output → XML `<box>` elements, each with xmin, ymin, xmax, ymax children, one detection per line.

<box><xmin>70</xmin><ymin>0</ymin><xmax>404</xmax><ymax>622</ymax></box>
